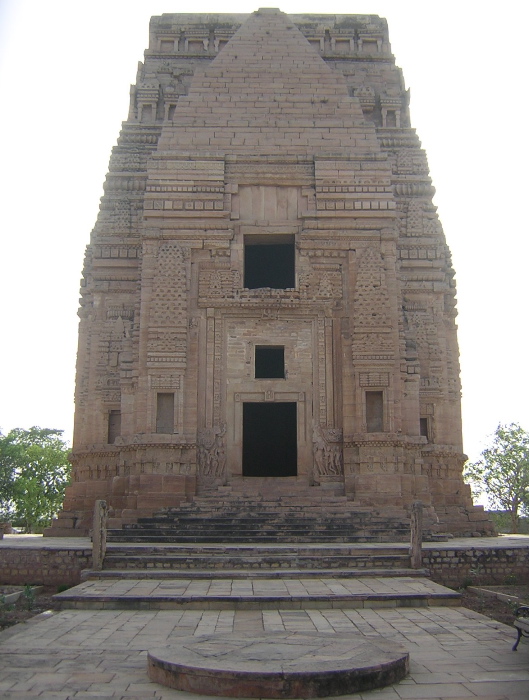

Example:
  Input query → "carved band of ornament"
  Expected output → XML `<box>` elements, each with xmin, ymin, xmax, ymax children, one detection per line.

<box><xmin>305</xmin><ymin>250</ymin><xmax>347</xmax><ymax>258</ymax></box>
<box><xmin>359</xmin><ymin>372</ymin><xmax>389</xmax><ymax>387</ymax></box>
<box><xmin>198</xmin><ymin>299</ymin><xmax>310</xmax><ymax>309</ymax></box>
<box><xmin>106</xmin><ymin>306</ymin><xmax>135</xmax><ymax>319</ymax></box>
<box><xmin>379</xmin><ymin>134</ymin><xmax>420</xmax><ymax>147</ymax></box>
<box><xmin>403</xmin><ymin>301</ymin><xmax>428</xmax><ymax>311</ymax></box>
<box><xmin>72</xmin><ymin>445</ymin><xmax>198</xmax><ymax>463</ymax></box>
<box><xmin>151</xmin><ymin>376</ymin><xmax>181</xmax><ymax>389</ymax></box>
<box><xmin>345</xmin><ymin>440</ymin><xmax>424</xmax><ymax>451</ymax></box>
<box><xmin>104</xmin><ymin>177</ymin><xmax>147</xmax><ymax>192</ymax></box>
<box><xmin>394</xmin><ymin>183</ymin><xmax>433</xmax><ymax>196</ymax></box>
<box><xmin>401</xmin><ymin>272</ymin><xmax>447</xmax><ymax>282</ymax></box>
<box><xmin>146</xmin><ymin>185</ymin><xmax>224</xmax><ymax>193</ymax></box>
<box><xmin>92</xmin><ymin>276</ymin><xmax>139</xmax><ymax>282</ymax></box>
<box><xmin>317</xmin><ymin>184</ymin><xmax>392</xmax><ymax>193</ymax></box>
<box><xmin>95</xmin><ymin>246</ymin><xmax>141</xmax><ymax>259</ymax></box>
<box><xmin>117</xmin><ymin>132</ymin><xmax>161</xmax><ymax>146</ymax></box>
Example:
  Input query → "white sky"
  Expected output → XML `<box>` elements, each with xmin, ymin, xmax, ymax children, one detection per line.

<box><xmin>0</xmin><ymin>0</ymin><xmax>527</xmax><ymax>463</ymax></box>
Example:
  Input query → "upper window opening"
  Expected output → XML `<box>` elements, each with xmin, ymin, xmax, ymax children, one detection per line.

<box><xmin>156</xmin><ymin>392</ymin><xmax>174</xmax><ymax>434</ymax></box>
<box><xmin>255</xmin><ymin>346</ymin><xmax>285</xmax><ymax>379</ymax></box>
<box><xmin>108</xmin><ymin>410</ymin><xmax>121</xmax><ymax>444</ymax></box>
<box><xmin>244</xmin><ymin>234</ymin><xmax>295</xmax><ymax>289</ymax></box>
<box><xmin>366</xmin><ymin>391</ymin><xmax>384</xmax><ymax>432</ymax></box>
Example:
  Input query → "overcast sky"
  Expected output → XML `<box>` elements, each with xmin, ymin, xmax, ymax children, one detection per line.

<box><xmin>0</xmin><ymin>0</ymin><xmax>527</xmax><ymax>464</ymax></box>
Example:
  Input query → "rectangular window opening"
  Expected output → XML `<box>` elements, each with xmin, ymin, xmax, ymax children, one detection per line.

<box><xmin>366</xmin><ymin>391</ymin><xmax>384</xmax><ymax>433</ymax></box>
<box><xmin>244</xmin><ymin>234</ymin><xmax>295</xmax><ymax>289</ymax></box>
<box><xmin>255</xmin><ymin>346</ymin><xmax>285</xmax><ymax>379</ymax></box>
<box><xmin>420</xmin><ymin>417</ymin><xmax>429</xmax><ymax>441</ymax></box>
<box><xmin>108</xmin><ymin>410</ymin><xmax>121</xmax><ymax>444</ymax></box>
<box><xmin>156</xmin><ymin>393</ymin><xmax>174</xmax><ymax>434</ymax></box>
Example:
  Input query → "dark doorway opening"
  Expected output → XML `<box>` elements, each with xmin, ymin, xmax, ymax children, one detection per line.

<box><xmin>243</xmin><ymin>402</ymin><xmax>297</xmax><ymax>477</ymax></box>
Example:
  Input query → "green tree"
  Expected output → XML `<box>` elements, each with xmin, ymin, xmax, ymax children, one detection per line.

<box><xmin>0</xmin><ymin>434</ymin><xmax>17</xmax><ymax>521</ymax></box>
<box><xmin>0</xmin><ymin>428</ymin><xmax>70</xmax><ymax>532</ymax></box>
<box><xmin>464</xmin><ymin>423</ymin><xmax>529</xmax><ymax>533</ymax></box>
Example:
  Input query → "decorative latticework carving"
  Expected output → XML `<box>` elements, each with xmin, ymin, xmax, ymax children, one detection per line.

<box><xmin>353</xmin><ymin>248</ymin><xmax>391</xmax><ymax>328</ymax></box>
<box><xmin>151</xmin><ymin>243</ymin><xmax>187</xmax><ymax>326</ymax></box>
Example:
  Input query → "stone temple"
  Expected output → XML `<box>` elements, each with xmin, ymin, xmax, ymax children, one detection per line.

<box><xmin>47</xmin><ymin>9</ymin><xmax>493</xmax><ymax>538</ymax></box>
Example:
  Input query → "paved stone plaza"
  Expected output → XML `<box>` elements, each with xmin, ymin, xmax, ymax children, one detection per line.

<box><xmin>1</xmin><ymin>536</ymin><xmax>529</xmax><ymax>697</ymax></box>
<box><xmin>1</xmin><ymin>594</ymin><xmax>528</xmax><ymax>699</ymax></box>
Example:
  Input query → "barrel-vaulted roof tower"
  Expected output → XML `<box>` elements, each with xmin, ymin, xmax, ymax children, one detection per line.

<box><xmin>47</xmin><ymin>9</ymin><xmax>493</xmax><ymax>537</ymax></box>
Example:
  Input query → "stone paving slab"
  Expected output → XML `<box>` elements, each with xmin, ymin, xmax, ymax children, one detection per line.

<box><xmin>0</xmin><ymin>602</ymin><xmax>528</xmax><ymax>699</ymax></box>
<box><xmin>54</xmin><ymin>576</ymin><xmax>460</xmax><ymax>610</ymax></box>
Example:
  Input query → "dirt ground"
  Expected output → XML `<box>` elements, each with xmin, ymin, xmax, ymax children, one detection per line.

<box><xmin>458</xmin><ymin>585</ymin><xmax>529</xmax><ymax>626</ymax></box>
<box><xmin>2</xmin><ymin>584</ymin><xmax>529</xmax><ymax>632</ymax></box>
<box><xmin>0</xmin><ymin>586</ymin><xmax>60</xmax><ymax>630</ymax></box>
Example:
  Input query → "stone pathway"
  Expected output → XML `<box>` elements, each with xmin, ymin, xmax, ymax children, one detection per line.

<box><xmin>1</xmin><ymin>596</ymin><xmax>528</xmax><ymax>698</ymax></box>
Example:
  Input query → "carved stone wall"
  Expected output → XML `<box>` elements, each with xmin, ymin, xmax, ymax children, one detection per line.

<box><xmin>46</xmin><ymin>9</ymin><xmax>493</xmax><ymax>538</ymax></box>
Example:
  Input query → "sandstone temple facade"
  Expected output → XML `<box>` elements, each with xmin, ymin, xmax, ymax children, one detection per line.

<box><xmin>47</xmin><ymin>9</ymin><xmax>493</xmax><ymax>537</ymax></box>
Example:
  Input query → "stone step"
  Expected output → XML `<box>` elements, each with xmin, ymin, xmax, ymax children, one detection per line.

<box><xmin>120</xmin><ymin>521</ymin><xmax>410</xmax><ymax>533</ymax></box>
<box><xmin>101</xmin><ymin>553</ymin><xmax>412</xmax><ymax>571</ymax></box>
<box><xmin>179</xmin><ymin>496</ymin><xmax>351</xmax><ymax>505</ymax></box>
<box><xmin>55</xmin><ymin>576</ymin><xmax>459</xmax><ymax>611</ymax></box>
<box><xmin>83</xmin><ymin>567</ymin><xmax>430</xmax><ymax>580</ymax></box>
<box><xmin>106</xmin><ymin>534</ymin><xmax>410</xmax><ymax>543</ymax></box>
<box><xmin>143</xmin><ymin>510</ymin><xmax>402</xmax><ymax>519</ymax></box>
<box><xmin>106</xmin><ymin>482</ymin><xmax>422</xmax><ymax>545</ymax></box>
<box><xmin>115</xmin><ymin>529</ymin><xmax>411</xmax><ymax>540</ymax></box>
<box><xmin>104</xmin><ymin>544</ymin><xmax>409</xmax><ymax>556</ymax></box>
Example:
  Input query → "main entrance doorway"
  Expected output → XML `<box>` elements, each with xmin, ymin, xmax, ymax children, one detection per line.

<box><xmin>242</xmin><ymin>402</ymin><xmax>297</xmax><ymax>477</ymax></box>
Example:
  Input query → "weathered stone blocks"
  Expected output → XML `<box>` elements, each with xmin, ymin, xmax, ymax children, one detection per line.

<box><xmin>46</xmin><ymin>9</ymin><xmax>493</xmax><ymax>538</ymax></box>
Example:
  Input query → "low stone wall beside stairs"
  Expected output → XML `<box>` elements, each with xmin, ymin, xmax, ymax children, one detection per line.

<box><xmin>0</xmin><ymin>545</ymin><xmax>91</xmax><ymax>587</ymax></box>
<box><xmin>1</xmin><ymin>540</ymin><xmax>528</xmax><ymax>588</ymax></box>
<box><xmin>424</xmin><ymin>545</ymin><xmax>529</xmax><ymax>588</ymax></box>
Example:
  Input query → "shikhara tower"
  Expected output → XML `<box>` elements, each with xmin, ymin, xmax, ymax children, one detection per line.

<box><xmin>47</xmin><ymin>9</ymin><xmax>493</xmax><ymax>537</ymax></box>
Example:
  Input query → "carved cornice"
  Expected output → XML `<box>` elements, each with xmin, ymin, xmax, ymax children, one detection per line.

<box><xmin>72</xmin><ymin>442</ymin><xmax>198</xmax><ymax>458</ymax></box>
<box><xmin>394</xmin><ymin>182</ymin><xmax>434</xmax><ymax>197</ymax></box>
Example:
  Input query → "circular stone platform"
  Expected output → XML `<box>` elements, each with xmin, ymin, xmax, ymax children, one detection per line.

<box><xmin>147</xmin><ymin>632</ymin><xmax>409</xmax><ymax>698</ymax></box>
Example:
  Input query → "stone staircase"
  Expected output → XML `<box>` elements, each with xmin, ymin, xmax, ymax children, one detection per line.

<box><xmin>95</xmin><ymin>543</ymin><xmax>423</xmax><ymax>578</ymax></box>
<box><xmin>64</xmin><ymin>479</ymin><xmax>452</xmax><ymax>614</ymax></box>
<box><xmin>106</xmin><ymin>479</ymin><xmax>421</xmax><ymax>545</ymax></box>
